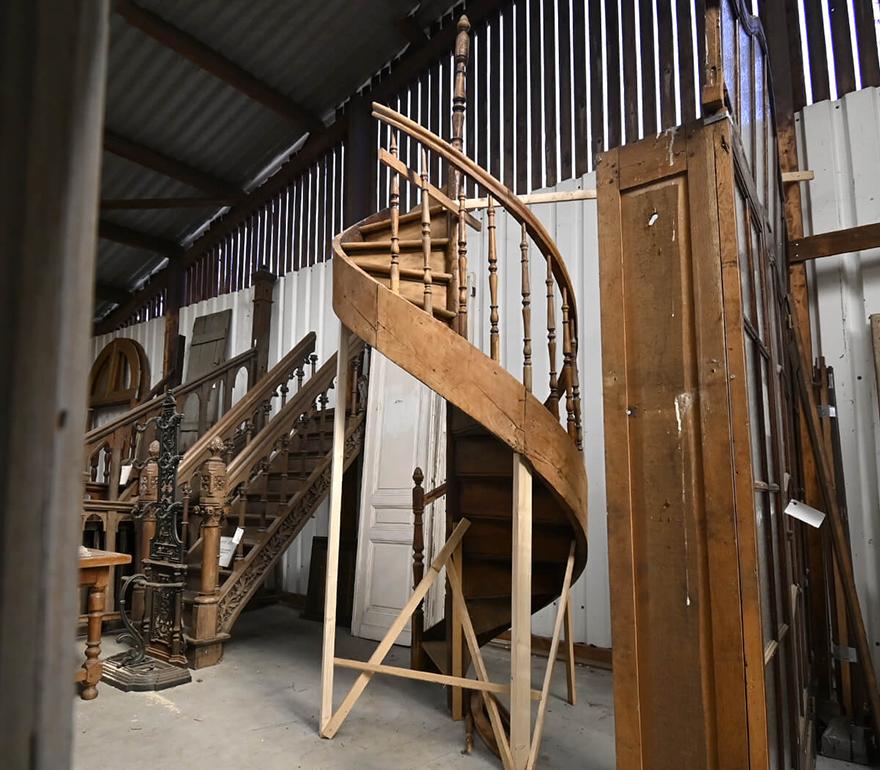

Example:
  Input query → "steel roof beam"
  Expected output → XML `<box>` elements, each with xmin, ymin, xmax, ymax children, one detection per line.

<box><xmin>115</xmin><ymin>0</ymin><xmax>322</xmax><ymax>132</ymax></box>
<box><xmin>98</xmin><ymin>220</ymin><xmax>184</xmax><ymax>258</ymax></box>
<box><xmin>104</xmin><ymin>130</ymin><xmax>240</xmax><ymax>196</ymax></box>
<box><xmin>101</xmin><ymin>196</ymin><xmax>241</xmax><ymax>210</ymax></box>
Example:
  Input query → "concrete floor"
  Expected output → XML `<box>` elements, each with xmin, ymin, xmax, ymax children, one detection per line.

<box><xmin>74</xmin><ymin>604</ymin><xmax>615</xmax><ymax>769</ymax></box>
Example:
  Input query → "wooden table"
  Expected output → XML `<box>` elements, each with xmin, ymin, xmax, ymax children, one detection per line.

<box><xmin>76</xmin><ymin>548</ymin><xmax>131</xmax><ymax>700</ymax></box>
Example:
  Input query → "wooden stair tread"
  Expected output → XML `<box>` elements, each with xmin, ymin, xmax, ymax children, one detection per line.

<box><xmin>358</xmin><ymin>205</ymin><xmax>445</xmax><ymax>235</ymax></box>
<box><xmin>343</xmin><ymin>238</ymin><xmax>450</xmax><ymax>252</ymax></box>
<box><xmin>404</xmin><ymin>297</ymin><xmax>456</xmax><ymax>321</ymax></box>
<box><xmin>353</xmin><ymin>261</ymin><xmax>454</xmax><ymax>284</ymax></box>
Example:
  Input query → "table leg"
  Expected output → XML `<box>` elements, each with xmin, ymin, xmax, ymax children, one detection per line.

<box><xmin>81</xmin><ymin>579</ymin><xmax>105</xmax><ymax>700</ymax></box>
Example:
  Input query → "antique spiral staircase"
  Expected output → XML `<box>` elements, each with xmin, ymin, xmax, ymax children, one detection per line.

<box><xmin>324</xmin><ymin>18</ymin><xmax>588</xmax><ymax>769</ymax></box>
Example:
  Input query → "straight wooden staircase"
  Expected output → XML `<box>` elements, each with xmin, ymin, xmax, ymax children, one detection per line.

<box><xmin>82</xmin><ymin>330</ymin><xmax>369</xmax><ymax>668</ymax></box>
<box><xmin>321</xmin><ymin>18</ymin><xmax>588</xmax><ymax>770</ymax></box>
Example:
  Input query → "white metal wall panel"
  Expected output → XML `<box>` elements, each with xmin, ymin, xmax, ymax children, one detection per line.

<box><xmin>797</xmin><ymin>86</ymin><xmax>880</xmax><ymax>673</ymax></box>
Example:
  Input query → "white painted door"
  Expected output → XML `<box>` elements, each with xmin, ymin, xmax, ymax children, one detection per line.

<box><xmin>351</xmin><ymin>352</ymin><xmax>445</xmax><ymax>643</ymax></box>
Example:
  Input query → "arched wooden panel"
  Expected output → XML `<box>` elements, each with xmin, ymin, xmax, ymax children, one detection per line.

<box><xmin>88</xmin><ymin>337</ymin><xmax>150</xmax><ymax>409</ymax></box>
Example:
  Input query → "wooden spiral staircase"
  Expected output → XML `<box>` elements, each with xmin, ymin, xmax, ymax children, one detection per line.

<box><xmin>322</xmin><ymin>18</ymin><xmax>588</xmax><ymax>770</ymax></box>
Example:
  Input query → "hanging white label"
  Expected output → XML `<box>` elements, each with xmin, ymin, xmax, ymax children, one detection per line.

<box><xmin>219</xmin><ymin>527</ymin><xmax>245</xmax><ymax>568</ymax></box>
<box><xmin>784</xmin><ymin>499</ymin><xmax>826</xmax><ymax>529</ymax></box>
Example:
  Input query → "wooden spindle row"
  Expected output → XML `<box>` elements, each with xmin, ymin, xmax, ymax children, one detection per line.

<box><xmin>546</xmin><ymin>256</ymin><xmax>559</xmax><ymax>417</ymax></box>
<box><xmin>487</xmin><ymin>197</ymin><xmax>499</xmax><ymax>362</ymax></box>
<box><xmin>389</xmin><ymin>135</ymin><xmax>401</xmax><ymax>294</ymax></box>
<box><xmin>457</xmin><ymin>194</ymin><xmax>469</xmax><ymax>336</ymax></box>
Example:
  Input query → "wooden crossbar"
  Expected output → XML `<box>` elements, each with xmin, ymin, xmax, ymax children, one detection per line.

<box><xmin>320</xmin><ymin>518</ymin><xmax>471</xmax><ymax>739</ymax></box>
<box><xmin>334</xmin><ymin>658</ymin><xmax>542</xmax><ymax>700</ymax></box>
<box><xmin>378</xmin><ymin>148</ymin><xmax>482</xmax><ymax>231</ymax></box>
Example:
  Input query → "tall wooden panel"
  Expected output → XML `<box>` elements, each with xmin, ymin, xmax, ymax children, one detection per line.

<box><xmin>600</xmin><ymin>111</ymin><xmax>808</xmax><ymax>768</ymax></box>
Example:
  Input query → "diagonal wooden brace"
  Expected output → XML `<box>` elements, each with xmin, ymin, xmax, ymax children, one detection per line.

<box><xmin>321</xmin><ymin>518</ymin><xmax>471</xmax><ymax>739</ymax></box>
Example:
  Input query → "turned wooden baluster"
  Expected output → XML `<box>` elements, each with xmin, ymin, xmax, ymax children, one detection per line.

<box><xmin>487</xmin><ymin>196</ymin><xmax>499</xmax><ymax>361</ymax></box>
<box><xmin>561</xmin><ymin>287</ymin><xmax>577</xmax><ymax>440</ymax></box>
<box><xmin>457</xmin><ymin>194</ymin><xmax>468</xmax><ymax>337</ymax></box>
<box><xmin>520</xmin><ymin>223</ymin><xmax>532</xmax><ymax>392</ymax></box>
<box><xmin>546</xmin><ymin>255</ymin><xmax>559</xmax><ymax>417</ymax></box>
<box><xmin>411</xmin><ymin>467</ymin><xmax>426</xmax><ymax>671</ymax></box>
<box><xmin>448</xmin><ymin>15</ymin><xmax>471</xmax><ymax>196</ymax></box>
<box><xmin>420</xmin><ymin>148</ymin><xmax>433</xmax><ymax>315</ymax></box>
<box><xmin>569</xmin><ymin>323</ymin><xmax>583</xmax><ymax>450</ymax></box>
<box><xmin>389</xmin><ymin>134</ymin><xmax>401</xmax><ymax>294</ymax></box>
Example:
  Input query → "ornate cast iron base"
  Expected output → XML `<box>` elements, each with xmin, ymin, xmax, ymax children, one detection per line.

<box><xmin>101</xmin><ymin>651</ymin><xmax>192</xmax><ymax>692</ymax></box>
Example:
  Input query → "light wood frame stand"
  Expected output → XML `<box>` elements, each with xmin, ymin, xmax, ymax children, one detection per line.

<box><xmin>319</xmin><ymin>330</ymin><xmax>577</xmax><ymax>768</ymax></box>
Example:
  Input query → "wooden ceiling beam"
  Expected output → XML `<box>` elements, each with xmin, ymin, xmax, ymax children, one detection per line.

<box><xmin>94</xmin><ymin>283</ymin><xmax>131</xmax><ymax>305</ymax></box>
<box><xmin>115</xmin><ymin>0</ymin><xmax>322</xmax><ymax>132</ymax></box>
<box><xmin>101</xmin><ymin>196</ymin><xmax>241</xmax><ymax>210</ymax></box>
<box><xmin>104</xmin><ymin>130</ymin><xmax>240</xmax><ymax>196</ymax></box>
<box><xmin>99</xmin><ymin>220</ymin><xmax>185</xmax><ymax>258</ymax></box>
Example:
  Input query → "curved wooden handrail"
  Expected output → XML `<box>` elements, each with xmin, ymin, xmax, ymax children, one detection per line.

<box><xmin>177</xmin><ymin>332</ymin><xmax>317</xmax><ymax>483</ymax></box>
<box><xmin>370</xmin><ymin>103</ymin><xmax>580</xmax><ymax>334</ymax></box>
<box><xmin>84</xmin><ymin>346</ymin><xmax>258</xmax><ymax>449</ymax></box>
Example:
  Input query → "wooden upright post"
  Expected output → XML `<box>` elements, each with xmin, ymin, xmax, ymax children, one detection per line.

<box><xmin>320</xmin><ymin>323</ymin><xmax>352</xmax><ymax>737</ymax></box>
<box><xmin>251</xmin><ymin>266</ymin><xmax>276</xmax><ymax>379</ymax></box>
<box><xmin>510</xmin><ymin>452</ymin><xmax>533</xmax><ymax>769</ymax></box>
<box><xmin>187</xmin><ymin>437</ymin><xmax>229</xmax><ymax>669</ymax></box>
<box><xmin>0</xmin><ymin>1</ymin><xmax>110</xmax><ymax>765</ymax></box>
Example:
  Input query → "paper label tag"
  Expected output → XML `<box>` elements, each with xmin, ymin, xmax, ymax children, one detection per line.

<box><xmin>119</xmin><ymin>464</ymin><xmax>133</xmax><ymax>487</ymax></box>
<box><xmin>219</xmin><ymin>527</ymin><xmax>245</xmax><ymax>568</ymax></box>
<box><xmin>784</xmin><ymin>499</ymin><xmax>826</xmax><ymax>528</ymax></box>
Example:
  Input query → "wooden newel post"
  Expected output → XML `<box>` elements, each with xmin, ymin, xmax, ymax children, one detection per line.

<box><xmin>187</xmin><ymin>437</ymin><xmax>230</xmax><ymax>669</ymax></box>
<box><xmin>411</xmin><ymin>467</ymin><xmax>426</xmax><ymax>671</ymax></box>
<box><xmin>251</xmin><ymin>266</ymin><xmax>276</xmax><ymax>379</ymax></box>
<box><xmin>132</xmin><ymin>440</ymin><xmax>159</xmax><ymax>622</ymax></box>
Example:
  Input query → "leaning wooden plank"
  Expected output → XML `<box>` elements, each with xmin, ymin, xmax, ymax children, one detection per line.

<box><xmin>320</xmin><ymin>323</ymin><xmax>352</xmax><ymax>735</ymax></box>
<box><xmin>321</xmin><ymin>518</ymin><xmax>471</xmax><ymax>739</ymax></box>
<box><xmin>790</xmin><ymin>310</ymin><xmax>880</xmax><ymax>730</ymax></box>
<box><xmin>447</xmin><ymin>556</ymin><xmax>514</xmax><ymax>770</ymax></box>
<box><xmin>872</xmin><ymin>315</ymin><xmax>880</xmax><ymax>422</ymax></box>
<box><xmin>789</xmin><ymin>222</ymin><xmax>880</xmax><ymax>263</ymax></box>
<box><xmin>527</xmin><ymin>543</ymin><xmax>576</xmax><ymax>770</ymax></box>
<box><xmin>563</xmin><ymin>586</ymin><xmax>577</xmax><ymax>706</ymax></box>
<box><xmin>510</xmin><ymin>452</ymin><xmax>533</xmax><ymax>769</ymax></box>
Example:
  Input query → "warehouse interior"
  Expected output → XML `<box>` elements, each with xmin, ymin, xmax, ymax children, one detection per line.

<box><xmin>2</xmin><ymin>1</ymin><xmax>880</xmax><ymax>769</ymax></box>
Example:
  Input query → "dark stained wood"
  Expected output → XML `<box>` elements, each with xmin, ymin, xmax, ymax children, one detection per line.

<box><xmin>115</xmin><ymin>0</ymin><xmax>320</xmax><ymax>130</ymax></box>
<box><xmin>557</xmin><ymin>0</ymin><xmax>573</xmax><ymax>182</ymax></box>
<box><xmin>98</xmin><ymin>220</ymin><xmax>184</xmax><ymax>257</ymax></box>
<box><xmin>515</xmin><ymin>0</ymin><xmax>529</xmax><ymax>192</ymax></box>
<box><xmin>588</xmin><ymin>0</ymin><xmax>604</xmax><ymax>167</ymax></box>
<box><xmin>853</xmin><ymin>0</ymin><xmax>880</xmax><ymax>87</ymax></box>
<box><xmin>622</xmin><ymin>0</ymin><xmax>639</xmax><ymax>142</ymax></box>
<box><xmin>677</xmin><ymin>0</ymin><xmax>696</xmax><ymax>124</ymax></box>
<box><xmin>656</xmin><ymin>0</ymin><xmax>675</xmax><ymax>129</ymax></box>
<box><xmin>828</xmin><ymin>0</ymin><xmax>856</xmax><ymax>96</ymax></box>
<box><xmin>572</xmin><ymin>0</ymin><xmax>588</xmax><ymax>177</ymax></box>
<box><xmin>696</xmin><ymin>0</ymin><xmax>707</xmax><ymax>93</ymax></box>
<box><xmin>95</xmin><ymin>282</ymin><xmax>130</xmax><ymax>305</ymax></box>
<box><xmin>803</xmin><ymin>0</ymin><xmax>831</xmax><ymax>102</ymax></box>
<box><xmin>502</xmin><ymin>2</ymin><xmax>515</xmax><ymax>188</ymax></box>
<box><xmin>638</xmin><ymin>0</ymin><xmax>657</xmax><ymax>134</ymax></box>
<box><xmin>477</xmin><ymin>20</ymin><xmax>489</xmax><ymax>177</ymax></box>
<box><xmin>605</xmin><ymin>0</ymin><xmax>622</xmax><ymax>149</ymax></box>
<box><xmin>489</xmin><ymin>10</ymin><xmax>502</xmax><ymax>182</ymax></box>
<box><xmin>789</xmin><ymin>222</ymin><xmax>880</xmax><ymax>263</ymax></box>
<box><xmin>104</xmin><ymin>130</ymin><xmax>240</xmax><ymax>197</ymax></box>
<box><xmin>542</xmin><ymin>0</ymin><xmax>557</xmax><ymax>188</ymax></box>
<box><xmin>530</xmin><ymin>0</ymin><xmax>543</xmax><ymax>190</ymax></box>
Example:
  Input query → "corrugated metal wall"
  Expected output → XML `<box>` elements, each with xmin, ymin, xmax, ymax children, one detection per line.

<box><xmin>798</xmin><ymin>86</ymin><xmax>880</xmax><ymax>672</ymax></box>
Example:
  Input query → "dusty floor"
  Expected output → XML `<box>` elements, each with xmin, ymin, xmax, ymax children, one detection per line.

<box><xmin>73</xmin><ymin>604</ymin><xmax>615</xmax><ymax>769</ymax></box>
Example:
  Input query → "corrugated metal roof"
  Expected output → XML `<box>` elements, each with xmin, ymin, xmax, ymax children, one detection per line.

<box><xmin>97</xmin><ymin>0</ymin><xmax>455</xmax><ymax>311</ymax></box>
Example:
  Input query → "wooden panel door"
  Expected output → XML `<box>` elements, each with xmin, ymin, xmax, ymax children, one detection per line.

<box><xmin>599</xmin><ymin>115</ymin><xmax>807</xmax><ymax>769</ymax></box>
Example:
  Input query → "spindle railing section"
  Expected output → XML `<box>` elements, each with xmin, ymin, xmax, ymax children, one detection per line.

<box><xmin>371</xmin><ymin>104</ymin><xmax>584</xmax><ymax>448</ymax></box>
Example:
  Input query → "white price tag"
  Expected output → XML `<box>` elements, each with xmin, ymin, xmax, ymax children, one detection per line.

<box><xmin>784</xmin><ymin>499</ymin><xmax>825</xmax><ymax>529</ymax></box>
<box><xmin>219</xmin><ymin>527</ymin><xmax>245</xmax><ymax>567</ymax></box>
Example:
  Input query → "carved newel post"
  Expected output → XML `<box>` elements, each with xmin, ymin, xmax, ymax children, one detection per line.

<box><xmin>187</xmin><ymin>437</ymin><xmax>230</xmax><ymax>669</ymax></box>
<box><xmin>131</xmin><ymin>441</ymin><xmax>159</xmax><ymax>623</ymax></box>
